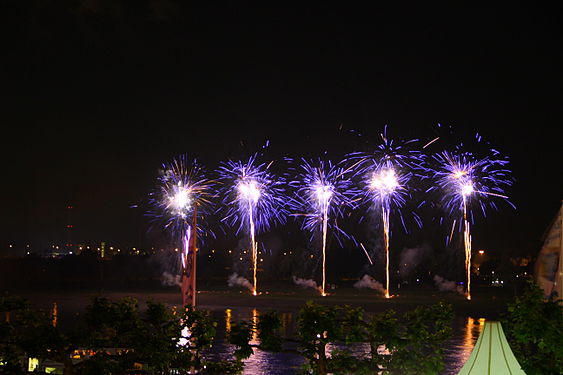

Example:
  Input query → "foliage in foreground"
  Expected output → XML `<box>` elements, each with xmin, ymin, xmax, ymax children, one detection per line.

<box><xmin>0</xmin><ymin>295</ymin><xmax>249</xmax><ymax>375</ymax></box>
<box><xmin>292</xmin><ymin>301</ymin><xmax>454</xmax><ymax>375</ymax></box>
<box><xmin>1</xmin><ymin>295</ymin><xmax>454</xmax><ymax>375</ymax></box>
<box><xmin>502</xmin><ymin>279</ymin><xmax>563</xmax><ymax>375</ymax></box>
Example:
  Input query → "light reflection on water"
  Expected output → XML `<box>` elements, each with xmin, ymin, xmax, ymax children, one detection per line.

<box><xmin>49</xmin><ymin>302</ymin><xmax>484</xmax><ymax>375</ymax></box>
<box><xmin>442</xmin><ymin>317</ymin><xmax>485</xmax><ymax>375</ymax></box>
<box><xmin>206</xmin><ymin>308</ymin><xmax>304</xmax><ymax>375</ymax></box>
<box><xmin>207</xmin><ymin>309</ymin><xmax>485</xmax><ymax>375</ymax></box>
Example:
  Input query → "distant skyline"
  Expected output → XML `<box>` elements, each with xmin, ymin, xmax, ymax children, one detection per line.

<box><xmin>1</xmin><ymin>2</ymin><xmax>561</xmax><ymax>259</ymax></box>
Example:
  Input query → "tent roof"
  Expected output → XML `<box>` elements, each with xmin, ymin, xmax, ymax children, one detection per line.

<box><xmin>457</xmin><ymin>321</ymin><xmax>526</xmax><ymax>375</ymax></box>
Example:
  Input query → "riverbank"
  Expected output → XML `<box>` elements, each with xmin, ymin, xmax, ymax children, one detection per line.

<box><xmin>3</xmin><ymin>283</ymin><xmax>514</xmax><ymax>321</ymax></box>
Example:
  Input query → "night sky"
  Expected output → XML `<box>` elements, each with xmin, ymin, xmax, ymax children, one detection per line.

<box><xmin>1</xmin><ymin>2</ymin><xmax>561</xmax><ymax>259</ymax></box>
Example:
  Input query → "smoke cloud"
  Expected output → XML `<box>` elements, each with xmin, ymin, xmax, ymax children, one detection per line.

<box><xmin>228</xmin><ymin>273</ymin><xmax>253</xmax><ymax>291</ymax></box>
<box><xmin>161</xmin><ymin>271</ymin><xmax>181</xmax><ymax>286</ymax></box>
<box><xmin>399</xmin><ymin>244</ymin><xmax>432</xmax><ymax>280</ymax></box>
<box><xmin>433</xmin><ymin>275</ymin><xmax>464</xmax><ymax>294</ymax></box>
<box><xmin>292</xmin><ymin>276</ymin><xmax>321</xmax><ymax>292</ymax></box>
<box><xmin>354</xmin><ymin>274</ymin><xmax>385</xmax><ymax>294</ymax></box>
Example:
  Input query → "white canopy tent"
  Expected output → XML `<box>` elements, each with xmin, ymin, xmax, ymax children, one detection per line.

<box><xmin>457</xmin><ymin>321</ymin><xmax>526</xmax><ymax>375</ymax></box>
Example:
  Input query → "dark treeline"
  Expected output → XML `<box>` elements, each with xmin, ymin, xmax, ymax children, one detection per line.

<box><xmin>0</xmin><ymin>248</ymin><xmax>530</xmax><ymax>294</ymax></box>
<box><xmin>1</xmin><ymin>281</ymin><xmax>561</xmax><ymax>374</ymax></box>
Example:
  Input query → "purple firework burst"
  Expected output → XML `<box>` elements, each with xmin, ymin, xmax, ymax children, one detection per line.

<box><xmin>426</xmin><ymin>133</ymin><xmax>515</xmax><ymax>228</ymax></box>
<box><xmin>148</xmin><ymin>154</ymin><xmax>215</xmax><ymax>239</ymax></box>
<box><xmin>345</xmin><ymin>126</ymin><xmax>425</xmax><ymax>229</ymax></box>
<box><xmin>289</xmin><ymin>157</ymin><xmax>357</xmax><ymax>244</ymax></box>
<box><xmin>216</xmin><ymin>153</ymin><xmax>288</xmax><ymax>294</ymax></box>
<box><xmin>288</xmin><ymin>157</ymin><xmax>357</xmax><ymax>295</ymax></box>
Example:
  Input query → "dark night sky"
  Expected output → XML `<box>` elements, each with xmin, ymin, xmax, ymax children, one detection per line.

<box><xmin>1</xmin><ymin>2</ymin><xmax>561</xmax><ymax>258</ymax></box>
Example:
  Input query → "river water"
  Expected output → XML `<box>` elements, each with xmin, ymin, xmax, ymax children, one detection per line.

<box><xmin>27</xmin><ymin>291</ymin><xmax>487</xmax><ymax>374</ymax></box>
<box><xmin>204</xmin><ymin>308</ymin><xmax>485</xmax><ymax>375</ymax></box>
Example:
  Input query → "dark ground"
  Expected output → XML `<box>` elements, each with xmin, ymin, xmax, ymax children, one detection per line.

<box><xmin>3</xmin><ymin>283</ymin><xmax>515</xmax><ymax>326</ymax></box>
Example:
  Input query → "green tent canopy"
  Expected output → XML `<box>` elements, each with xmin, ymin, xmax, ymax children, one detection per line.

<box><xmin>458</xmin><ymin>321</ymin><xmax>526</xmax><ymax>375</ymax></box>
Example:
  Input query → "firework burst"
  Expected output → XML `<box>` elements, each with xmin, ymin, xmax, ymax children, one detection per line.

<box><xmin>427</xmin><ymin>134</ymin><xmax>514</xmax><ymax>299</ymax></box>
<box><xmin>148</xmin><ymin>155</ymin><xmax>215</xmax><ymax>306</ymax></box>
<box><xmin>288</xmin><ymin>158</ymin><xmax>357</xmax><ymax>295</ymax></box>
<box><xmin>150</xmin><ymin>155</ymin><xmax>215</xmax><ymax>235</ymax></box>
<box><xmin>216</xmin><ymin>154</ymin><xmax>288</xmax><ymax>295</ymax></box>
<box><xmin>346</xmin><ymin>126</ymin><xmax>425</xmax><ymax>298</ymax></box>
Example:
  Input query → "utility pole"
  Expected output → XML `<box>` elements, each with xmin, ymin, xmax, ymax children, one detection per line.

<box><xmin>181</xmin><ymin>206</ymin><xmax>198</xmax><ymax>307</ymax></box>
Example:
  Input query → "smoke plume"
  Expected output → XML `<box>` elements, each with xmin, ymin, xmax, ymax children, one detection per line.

<box><xmin>161</xmin><ymin>272</ymin><xmax>181</xmax><ymax>286</ymax></box>
<box><xmin>399</xmin><ymin>244</ymin><xmax>431</xmax><ymax>280</ymax></box>
<box><xmin>292</xmin><ymin>276</ymin><xmax>321</xmax><ymax>292</ymax></box>
<box><xmin>354</xmin><ymin>274</ymin><xmax>385</xmax><ymax>294</ymax></box>
<box><xmin>228</xmin><ymin>273</ymin><xmax>253</xmax><ymax>291</ymax></box>
<box><xmin>433</xmin><ymin>275</ymin><xmax>464</xmax><ymax>294</ymax></box>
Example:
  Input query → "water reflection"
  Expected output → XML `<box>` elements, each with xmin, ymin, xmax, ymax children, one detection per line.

<box><xmin>442</xmin><ymin>317</ymin><xmax>485</xmax><ymax>375</ymax></box>
<box><xmin>251</xmin><ymin>308</ymin><xmax>259</xmax><ymax>344</ymax></box>
<box><xmin>211</xmin><ymin>308</ymin><xmax>303</xmax><ymax>374</ymax></box>
<box><xmin>51</xmin><ymin>302</ymin><xmax>58</xmax><ymax>327</ymax></box>
<box><xmin>48</xmin><ymin>303</ymin><xmax>485</xmax><ymax>375</ymax></box>
<box><xmin>213</xmin><ymin>308</ymin><xmax>486</xmax><ymax>375</ymax></box>
<box><xmin>225</xmin><ymin>308</ymin><xmax>232</xmax><ymax>334</ymax></box>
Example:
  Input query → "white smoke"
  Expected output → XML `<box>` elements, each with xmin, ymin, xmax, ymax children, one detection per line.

<box><xmin>228</xmin><ymin>273</ymin><xmax>253</xmax><ymax>291</ymax></box>
<box><xmin>399</xmin><ymin>244</ymin><xmax>432</xmax><ymax>280</ymax></box>
<box><xmin>292</xmin><ymin>276</ymin><xmax>321</xmax><ymax>292</ymax></box>
<box><xmin>433</xmin><ymin>275</ymin><xmax>464</xmax><ymax>294</ymax></box>
<box><xmin>354</xmin><ymin>275</ymin><xmax>385</xmax><ymax>294</ymax></box>
<box><xmin>162</xmin><ymin>272</ymin><xmax>181</xmax><ymax>286</ymax></box>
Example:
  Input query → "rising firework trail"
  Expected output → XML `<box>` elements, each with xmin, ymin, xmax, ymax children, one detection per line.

<box><xmin>149</xmin><ymin>155</ymin><xmax>214</xmax><ymax>307</ymax></box>
<box><xmin>427</xmin><ymin>134</ymin><xmax>514</xmax><ymax>300</ymax></box>
<box><xmin>217</xmin><ymin>154</ymin><xmax>288</xmax><ymax>295</ymax></box>
<box><xmin>346</xmin><ymin>126</ymin><xmax>424</xmax><ymax>298</ymax></box>
<box><xmin>289</xmin><ymin>158</ymin><xmax>356</xmax><ymax>296</ymax></box>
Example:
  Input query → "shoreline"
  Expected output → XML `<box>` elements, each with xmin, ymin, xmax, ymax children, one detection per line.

<box><xmin>3</xmin><ymin>284</ymin><xmax>514</xmax><ymax>320</ymax></box>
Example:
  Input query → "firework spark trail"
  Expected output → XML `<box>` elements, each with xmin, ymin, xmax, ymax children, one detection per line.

<box><xmin>217</xmin><ymin>154</ymin><xmax>288</xmax><ymax>295</ymax></box>
<box><xmin>237</xmin><ymin>177</ymin><xmax>260</xmax><ymax>295</ymax></box>
<box><xmin>382</xmin><ymin>206</ymin><xmax>390</xmax><ymax>298</ymax></box>
<box><xmin>321</xmin><ymin>196</ymin><xmax>329</xmax><ymax>296</ymax></box>
<box><xmin>148</xmin><ymin>155</ymin><xmax>214</xmax><ymax>307</ymax></box>
<box><xmin>289</xmin><ymin>158</ymin><xmax>356</xmax><ymax>296</ymax></box>
<box><xmin>359</xmin><ymin>243</ymin><xmax>373</xmax><ymax>265</ymax></box>
<box><xmin>427</xmin><ymin>135</ymin><xmax>514</xmax><ymax>300</ymax></box>
<box><xmin>369</xmin><ymin>168</ymin><xmax>402</xmax><ymax>298</ymax></box>
<box><xmin>463</xmin><ymin>199</ymin><xmax>472</xmax><ymax>300</ymax></box>
<box><xmin>346</xmin><ymin>127</ymin><xmax>424</xmax><ymax>298</ymax></box>
<box><xmin>243</xmin><ymin>183</ymin><xmax>259</xmax><ymax>295</ymax></box>
<box><xmin>182</xmin><ymin>230</ymin><xmax>190</xmax><ymax>270</ymax></box>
